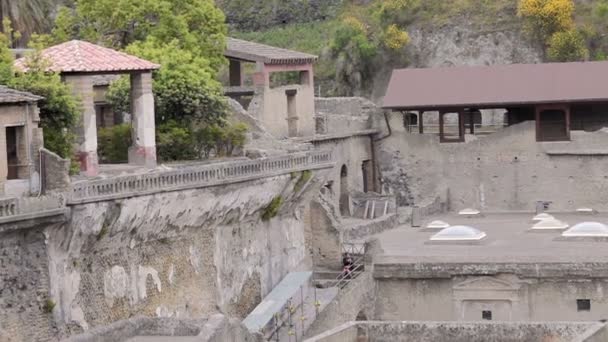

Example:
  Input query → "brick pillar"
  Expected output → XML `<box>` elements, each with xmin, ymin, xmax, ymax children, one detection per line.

<box><xmin>64</xmin><ymin>75</ymin><xmax>98</xmax><ymax>176</ymax></box>
<box><xmin>129</xmin><ymin>72</ymin><xmax>156</xmax><ymax>168</ymax></box>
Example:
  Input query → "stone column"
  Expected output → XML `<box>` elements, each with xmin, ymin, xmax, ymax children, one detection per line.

<box><xmin>0</xmin><ymin>125</ymin><xmax>7</xmax><ymax>195</ymax></box>
<box><xmin>129</xmin><ymin>72</ymin><xmax>156</xmax><ymax>167</ymax></box>
<box><xmin>64</xmin><ymin>75</ymin><xmax>98</xmax><ymax>176</ymax></box>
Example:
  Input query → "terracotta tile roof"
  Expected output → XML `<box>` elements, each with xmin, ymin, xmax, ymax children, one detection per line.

<box><xmin>14</xmin><ymin>40</ymin><xmax>160</xmax><ymax>74</ymax></box>
<box><xmin>226</xmin><ymin>37</ymin><xmax>317</xmax><ymax>65</ymax></box>
<box><xmin>383</xmin><ymin>61</ymin><xmax>608</xmax><ymax>110</ymax></box>
<box><xmin>0</xmin><ymin>86</ymin><xmax>43</xmax><ymax>104</ymax></box>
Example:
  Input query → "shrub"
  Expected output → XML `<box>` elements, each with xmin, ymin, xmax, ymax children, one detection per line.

<box><xmin>261</xmin><ymin>196</ymin><xmax>283</xmax><ymax>221</ymax></box>
<box><xmin>156</xmin><ymin>121</ymin><xmax>197</xmax><ymax>162</ymax></box>
<box><xmin>43</xmin><ymin>299</ymin><xmax>56</xmax><ymax>313</ymax></box>
<box><xmin>518</xmin><ymin>0</ymin><xmax>575</xmax><ymax>41</ymax></box>
<box><xmin>97</xmin><ymin>124</ymin><xmax>132</xmax><ymax>163</ymax></box>
<box><xmin>194</xmin><ymin>122</ymin><xmax>248</xmax><ymax>158</ymax></box>
<box><xmin>547</xmin><ymin>29</ymin><xmax>589</xmax><ymax>62</ymax></box>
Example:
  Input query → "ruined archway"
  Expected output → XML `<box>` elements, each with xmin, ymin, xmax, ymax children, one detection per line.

<box><xmin>340</xmin><ymin>165</ymin><xmax>349</xmax><ymax>216</ymax></box>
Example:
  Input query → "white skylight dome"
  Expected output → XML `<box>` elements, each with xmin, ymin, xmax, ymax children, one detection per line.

<box><xmin>562</xmin><ymin>222</ymin><xmax>608</xmax><ymax>237</ymax></box>
<box><xmin>531</xmin><ymin>218</ymin><xmax>569</xmax><ymax>230</ymax></box>
<box><xmin>458</xmin><ymin>208</ymin><xmax>481</xmax><ymax>216</ymax></box>
<box><xmin>430</xmin><ymin>225</ymin><xmax>486</xmax><ymax>241</ymax></box>
<box><xmin>532</xmin><ymin>213</ymin><xmax>554</xmax><ymax>221</ymax></box>
<box><xmin>426</xmin><ymin>220</ymin><xmax>450</xmax><ymax>229</ymax></box>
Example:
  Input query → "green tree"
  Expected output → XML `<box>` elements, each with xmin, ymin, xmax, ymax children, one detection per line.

<box><xmin>0</xmin><ymin>27</ymin><xmax>13</xmax><ymax>84</ymax></box>
<box><xmin>0</xmin><ymin>0</ymin><xmax>56</xmax><ymax>47</ymax></box>
<box><xmin>11</xmin><ymin>43</ymin><xmax>80</xmax><ymax>159</ymax></box>
<box><xmin>547</xmin><ymin>29</ymin><xmax>589</xmax><ymax>62</ymax></box>
<box><xmin>56</xmin><ymin>0</ymin><xmax>226</xmax><ymax>71</ymax></box>
<box><xmin>517</xmin><ymin>0</ymin><xmax>575</xmax><ymax>42</ymax></box>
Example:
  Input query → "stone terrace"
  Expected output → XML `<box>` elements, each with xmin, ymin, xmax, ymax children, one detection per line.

<box><xmin>373</xmin><ymin>213</ymin><xmax>608</xmax><ymax>278</ymax></box>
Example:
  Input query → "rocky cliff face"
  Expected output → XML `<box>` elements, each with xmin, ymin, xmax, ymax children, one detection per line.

<box><xmin>217</xmin><ymin>0</ymin><xmax>343</xmax><ymax>31</ymax></box>
<box><xmin>370</xmin><ymin>23</ymin><xmax>543</xmax><ymax>100</ymax></box>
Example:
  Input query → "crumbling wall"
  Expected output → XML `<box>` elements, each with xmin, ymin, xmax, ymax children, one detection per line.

<box><xmin>305</xmin><ymin>272</ymin><xmax>377</xmax><ymax>338</ymax></box>
<box><xmin>0</xmin><ymin>168</ymin><xmax>327</xmax><ymax>342</ymax></box>
<box><xmin>314</xmin><ymin>97</ymin><xmax>376</xmax><ymax>135</ymax></box>
<box><xmin>378</xmin><ymin>114</ymin><xmax>608</xmax><ymax>211</ymax></box>
<box><xmin>0</xmin><ymin>228</ymin><xmax>58</xmax><ymax>342</ymax></box>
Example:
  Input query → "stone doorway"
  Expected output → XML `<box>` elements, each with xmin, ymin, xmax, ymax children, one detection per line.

<box><xmin>340</xmin><ymin>165</ymin><xmax>349</xmax><ymax>216</ymax></box>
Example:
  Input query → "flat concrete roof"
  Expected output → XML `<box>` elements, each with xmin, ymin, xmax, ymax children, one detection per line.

<box><xmin>373</xmin><ymin>213</ymin><xmax>608</xmax><ymax>278</ymax></box>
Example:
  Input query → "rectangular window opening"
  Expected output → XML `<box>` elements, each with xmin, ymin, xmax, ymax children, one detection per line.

<box><xmin>577</xmin><ymin>299</ymin><xmax>591</xmax><ymax>312</ymax></box>
<box><xmin>482</xmin><ymin>310</ymin><xmax>492</xmax><ymax>320</ymax></box>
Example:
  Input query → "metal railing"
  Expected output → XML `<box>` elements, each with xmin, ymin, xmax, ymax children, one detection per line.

<box><xmin>69</xmin><ymin>150</ymin><xmax>333</xmax><ymax>204</ymax></box>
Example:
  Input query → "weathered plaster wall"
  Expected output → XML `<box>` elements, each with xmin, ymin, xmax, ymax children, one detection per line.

<box><xmin>249</xmin><ymin>84</ymin><xmax>315</xmax><ymax>139</ymax></box>
<box><xmin>313</xmin><ymin>135</ymin><xmax>374</xmax><ymax>210</ymax></box>
<box><xmin>306</xmin><ymin>321</ymin><xmax>604</xmax><ymax>342</ymax></box>
<box><xmin>0</xmin><ymin>168</ymin><xmax>327</xmax><ymax>341</ymax></box>
<box><xmin>305</xmin><ymin>272</ymin><xmax>377</xmax><ymax>339</ymax></box>
<box><xmin>374</xmin><ymin>275</ymin><xmax>608</xmax><ymax>322</ymax></box>
<box><xmin>378</xmin><ymin>114</ymin><xmax>608</xmax><ymax>211</ymax></box>
<box><xmin>0</xmin><ymin>227</ymin><xmax>58</xmax><ymax>342</ymax></box>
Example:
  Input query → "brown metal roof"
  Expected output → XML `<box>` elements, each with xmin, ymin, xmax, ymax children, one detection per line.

<box><xmin>383</xmin><ymin>61</ymin><xmax>608</xmax><ymax>110</ymax></box>
<box><xmin>14</xmin><ymin>40</ymin><xmax>160</xmax><ymax>74</ymax></box>
<box><xmin>0</xmin><ymin>86</ymin><xmax>43</xmax><ymax>104</ymax></box>
<box><xmin>225</xmin><ymin>37</ymin><xmax>317</xmax><ymax>65</ymax></box>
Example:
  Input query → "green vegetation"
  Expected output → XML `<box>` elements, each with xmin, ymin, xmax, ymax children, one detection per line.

<box><xmin>547</xmin><ymin>29</ymin><xmax>588</xmax><ymax>62</ymax></box>
<box><xmin>261</xmin><ymin>196</ymin><xmax>283</xmax><ymax>221</ymax></box>
<box><xmin>0</xmin><ymin>30</ymin><xmax>80</xmax><ymax>164</ymax></box>
<box><xmin>43</xmin><ymin>299</ymin><xmax>56</xmax><ymax>313</ymax></box>
<box><xmin>47</xmin><ymin>0</ymin><xmax>232</xmax><ymax>163</ymax></box>
<box><xmin>294</xmin><ymin>170</ymin><xmax>312</xmax><ymax>193</ymax></box>
<box><xmin>97</xmin><ymin>124</ymin><xmax>132</xmax><ymax>164</ymax></box>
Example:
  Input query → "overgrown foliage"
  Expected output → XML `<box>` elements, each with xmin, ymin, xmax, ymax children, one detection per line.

<box><xmin>518</xmin><ymin>0</ymin><xmax>588</xmax><ymax>62</ymax></box>
<box><xmin>155</xmin><ymin>121</ymin><xmax>248</xmax><ymax>162</ymax></box>
<box><xmin>547</xmin><ymin>29</ymin><xmax>588</xmax><ymax>62</ymax></box>
<box><xmin>10</xmin><ymin>42</ymin><xmax>80</xmax><ymax>160</ymax></box>
<box><xmin>97</xmin><ymin>124</ymin><xmax>132</xmax><ymax>164</ymax></box>
<box><xmin>518</xmin><ymin>0</ymin><xmax>574</xmax><ymax>41</ymax></box>
<box><xmin>261</xmin><ymin>196</ymin><xmax>283</xmax><ymax>221</ymax></box>
<box><xmin>0</xmin><ymin>32</ymin><xmax>80</xmax><ymax>162</ymax></box>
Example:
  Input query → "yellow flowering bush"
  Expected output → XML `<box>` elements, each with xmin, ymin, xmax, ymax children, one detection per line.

<box><xmin>384</xmin><ymin>24</ymin><xmax>410</xmax><ymax>50</ymax></box>
<box><xmin>518</xmin><ymin>0</ymin><xmax>575</xmax><ymax>40</ymax></box>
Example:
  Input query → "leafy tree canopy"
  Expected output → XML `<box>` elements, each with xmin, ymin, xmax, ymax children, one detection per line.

<box><xmin>51</xmin><ymin>0</ymin><xmax>227</xmax><ymax>71</ymax></box>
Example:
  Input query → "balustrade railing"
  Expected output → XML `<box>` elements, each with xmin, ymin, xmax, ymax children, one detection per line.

<box><xmin>0</xmin><ymin>197</ymin><xmax>18</xmax><ymax>217</ymax></box>
<box><xmin>69</xmin><ymin>150</ymin><xmax>333</xmax><ymax>204</ymax></box>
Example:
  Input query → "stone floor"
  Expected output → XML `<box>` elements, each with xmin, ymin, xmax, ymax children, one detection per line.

<box><xmin>375</xmin><ymin>212</ymin><xmax>608</xmax><ymax>263</ymax></box>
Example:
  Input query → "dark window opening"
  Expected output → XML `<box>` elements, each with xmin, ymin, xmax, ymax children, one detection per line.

<box><xmin>538</xmin><ymin>109</ymin><xmax>568</xmax><ymax>141</ymax></box>
<box><xmin>286</xmin><ymin>91</ymin><xmax>298</xmax><ymax>137</ymax></box>
<box><xmin>340</xmin><ymin>165</ymin><xmax>349</xmax><ymax>216</ymax></box>
<box><xmin>577</xmin><ymin>299</ymin><xmax>591</xmax><ymax>312</ymax></box>
<box><xmin>439</xmin><ymin>111</ymin><xmax>465</xmax><ymax>143</ymax></box>
<box><xmin>6</xmin><ymin>126</ymin><xmax>18</xmax><ymax>180</ymax></box>
<box><xmin>482</xmin><ymin>310</ymin><xmax>492</xmax><ymax>320</ymax></box>
<box><xmin>362</xmin><ymin>160</ymin><xmax>373</xmax><ymax>193</ymax></box>
<box><xmin>403</xmin><ymin>112</ymin><xmax>418</xmax><ymax>128</ymax></box>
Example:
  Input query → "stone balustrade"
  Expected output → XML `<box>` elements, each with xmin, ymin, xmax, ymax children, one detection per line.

<box><xmin>69</xmin><ymin>150</ymin><xmax>334</xmax><ymax>204</ymax></box>
<box><xmin>0</xmin><ymin>197</ymin><xmax>18</xmax><ymax>217</ymax></box>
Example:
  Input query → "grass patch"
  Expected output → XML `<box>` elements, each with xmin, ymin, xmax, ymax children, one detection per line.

<box><xmin>43</xmin><ymin>299</ymin><xmax>56</xmax><ymax>313</ymax></box>
<box><xmin>294</xmin><ymin>170</ymin><xmax>312</xmax><ymax>193</ymax></box>
<box><xmin>261</xmin><ymin>196</ymin><xmax>283</xmax><ymax>221</ymax></box>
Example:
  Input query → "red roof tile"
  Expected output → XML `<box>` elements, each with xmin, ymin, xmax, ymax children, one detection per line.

<box><xmin>14</xmin><ymin>40</ymin><xmax>160</xmax><ymax>74</ymax></box>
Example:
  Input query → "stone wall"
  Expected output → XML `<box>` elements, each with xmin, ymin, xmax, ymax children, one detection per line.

<box><xmin>305</xmin><ymin>272</ymin><xmax>377</xmax><ymax>338</ymax></box>
<box><xmin>374</xmin><ymin>274</ymin><xmax>608</xmax><ymax>322</ymax></box>
<box><xmin>0</xmin><ymin>167</ymin><xmax>329</xmax><ymax>341</ymax></box>
<box><xmin>378</xmin><ymin>114</ymin><xmax>608</xmax><ymax>211</ymax></box>
<box><xmin>0</xmin><ymin>227</ymin><xmax>58</xmax><ymax>342</ymax></box>
<box><xmin>314</xmin><ymin>97</ymin><xmax>377</xmax><ymax>135</ymax></box>
<box><xmin>41</xmin><ymin>148</ymin><xmax>71</xmax><ymax>193</ymax></box>
<box><xmin>305</xmin><ymin>321</ymin><xmax>606</xmax><ymax>342</ymax></box>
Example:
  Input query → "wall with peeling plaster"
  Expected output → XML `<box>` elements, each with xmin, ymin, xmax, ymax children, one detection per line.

<box><xmin>0</xmin><ymin>169</ymin><xmax>326</xmax><ymax>341</ymax></box>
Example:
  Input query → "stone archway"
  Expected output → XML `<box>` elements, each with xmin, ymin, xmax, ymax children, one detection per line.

<box><xmin>340</xmin><ymin>165</ymin><xmax>349</xmax><ymax>216</ymax></box>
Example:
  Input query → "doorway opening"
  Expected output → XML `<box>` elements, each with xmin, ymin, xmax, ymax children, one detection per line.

<box><xmin>340</xmin><ymin>165</ymin><xmax>349</xmax><ymax>216</ymax></box>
